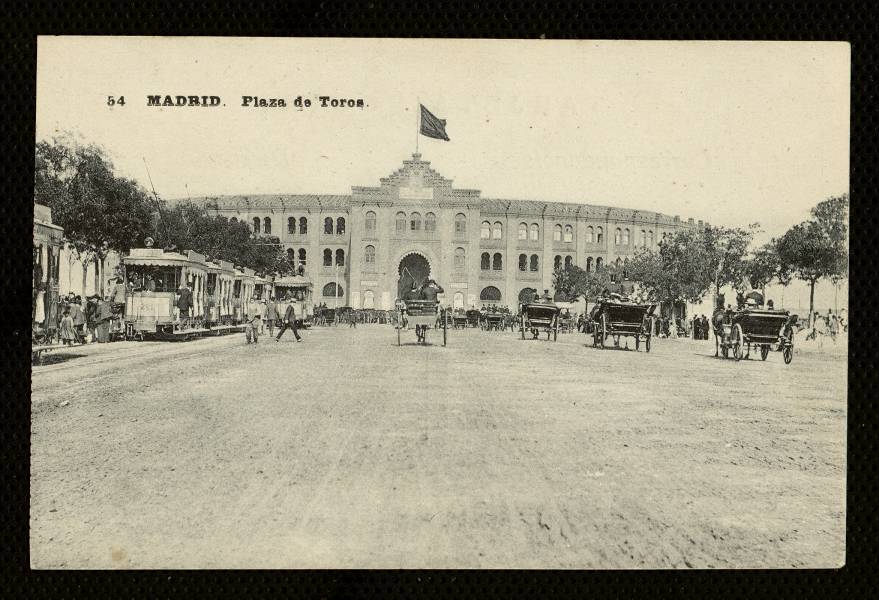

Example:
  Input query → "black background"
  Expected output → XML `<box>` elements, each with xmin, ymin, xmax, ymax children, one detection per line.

<box><xmin>2</xmin><ymin>1</ymin><xmax>872</xmax><ymax>598</ymax></box>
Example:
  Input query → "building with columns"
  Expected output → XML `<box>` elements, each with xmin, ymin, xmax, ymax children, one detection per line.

<box><xmin>195</xmin><ymin>153</ymin><xmax>701</xmax><ymax>310</ymax></box>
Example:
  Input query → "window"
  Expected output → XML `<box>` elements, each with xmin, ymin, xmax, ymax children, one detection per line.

<box><xmin>480</xmin><ymin>286</ymin><xmax>502</xmax><ymax>302</ymax></box>
<box><xmin>298</xmin><ymin>248</ymin><xmax>306</xmax><ymax>266</ymax></box>
<box><xmin>365</xmin><ymin>211</ymin><xmax>376</xmax><ymax>234</ymax></box>
<box><xmin>324</xmin><ymin>217</ymin><xmax>333</xmax><ymax>235</ymax></box>
<box><xmin>322</xmin><ymin>282</ymin><xmax>343</xmax><ymax>298</ymax></box>
<box><xmin>596</xmin><ymin>227</ymin><xmax>603</xmax><ymax>244</ymax></box>
<box><xmin>640</xmin><ymin>230</ymin><xmax>646</xmax><ymax>247</ymax></box>
<box><xmin>396</xmin><ymin>212</ymin><xmax>407</xmax><ymax>233</ymax></box>
<box><xmin>453</xmin><ymin>291</ymin><xmax>464</xmax><ymax>309</ymax></box>
<box><xmin>425</xmin><ymin>212</ymin><xmax>436</xmax><ymax>232</ymax></box>
<box><xmin>518</xmin><ymin>254</ymin><xmax>527</xmax><ymax>271</ymax></box>
<box><xmin>565</xmin><ymin>256</ymin><xmax>573</xmax><ymax>269</ymax></box>
<box><xmin>586</xmin><ymin>257</ymin><xmax>593</xmax><ymax>272</ymax></box>
<box><xmin>253</xmin><ymin>217</ymin><xmax>261</xmax><ymax>232</ymax></box>
<box><xmin>335</xmin><ymin>249</ymin><xmax>345</xmax><ymax>266</ymax></box>
<box><xmin>480</xmin><ymin>221</ymin><xmax>491</xmax><ymax>239</ymax></box>
<box><xmin>364</xmin><ymin>245</ymin><xmax>376</xmax><ymax>265</ymax></box>
<box><xmin>363</xmin><ymin>290</ymin><xmax>375</xmax><ymax>309</ymax></box>
<box><xmin>564</xmin><ymin>225</ymin><xmax>573</xmax><ymax>243</ymax></box>
<box><xmin>554</xmin><ymin>255</ymin><xmax>562</xmax><ymax>270</ymax></box>
<box><xmin>492</xmin><ymin>222</ymin><xmax>503</xmax><ymax>239</ymax></box>
<box><xmin>286</xmin><ymin>248</ymin><xmax>295</xmax><ymax>263</ymax></box>
<box><xmin>480</xmin><ymin>252</ymin><xmax>490</xmax><ymax>270</ymax></box>
<box><xmin>410</xmin><ymin>212</ymin><xmax>421</xmax><ymax>231</ymax></box>
<box><xmin>230</xmin><ymin>217</ymin><xmax>238</xmax><ymax>223</ymax></box>
<box><xmin>454</xmin><ymin>247</ymin><xmax>465</xmax><ymax>270</ymax></box>
<box><xmin>264</xmin><ymin>217</ymin><xmax>272</xmax><ymax>235</ymax></box>
<box><xmin>492</xmin><ymin>253</ymin><xmax>503</xmax><ymax>270</ymax></box>
<box><xmin>586</xmin><ymin>226</ymin><xmax>594</xmax><ymax>243</ymax></box>
<box><xmin>287</xmin><ymin>217</ymin><xmax>296</xmax><ymax>235</ymax></box>
<box><xmin>615</xmin><ymin>228</ymin><xmax>622</xmax><ymax>245</ymax></box>
<box><xmin>336</xmin><ymin>217</ymin><xmax>346</xmax><ymax>235</ymax></box>
<box><xmin>529</xmin><ymin>223</ymin><xmax>539</xmax><ymax>241</ymax></box>
<box><xmin>518</xmin><ymin>223</ymin><xmax>527</xmax><ymax>240</ymax></box>
<box><xmin>648</xmin><ymin>230</ymin><xmax>654</xmax><ymax>246</ymax></box>
<box><xmin>323</xmin><ymin>248</ymin><xmax>332</xmax><ymax>267</ymax></box>
<box><xmin>596</xmin><ymin>257</ymin><xmax>603</xmax><ymax>270</ymax></box>
<box><xmin>623</xmin><ymin>228</ymin><xmax>630</xmax><ymax>245</ymax></box>
<box><xmin>530</xmin><ymin>254</ymin><xmax>539</xmax><ymax>271</ymax></box>
<box><xmin>553</xmin><ymin>224</ymin><xmax>562</xmax><ymax>242</ymax></box>
<box><xmin>454</xmin><ymin>213</ymin><xmax>467</xmax><ymax>237</ymax></box>
<box><xmin>299</xmin><ymin>217</ymin><xmax>308</xmax><ymax>235</ymax></box>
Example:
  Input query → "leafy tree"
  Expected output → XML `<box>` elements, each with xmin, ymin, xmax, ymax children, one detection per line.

<box><xmin>552</xmin><ymin>264</ymin><xmax>617</xmax><ymax>304</ymax></box>
<box><xmin>745</xmin><ymin>240</ymin><xmax>782</xmax><ymax>293</ymax></box>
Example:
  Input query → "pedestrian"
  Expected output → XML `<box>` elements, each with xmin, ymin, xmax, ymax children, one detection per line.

<box><xmin>84</xmin><ymin>294</ymin><xmax>99</xmax><ymax>343</ymax></box>
<box><xmin>176</xmin><ymin>279</ymin><xmax>193</xmax><ymax>327</ymax></box>
<box><xmin>829</xmin><ymin>311</ymin><xmax>839</xmax><ymax>343</ymax></box>
<box><xmin>275</xmin><ymin>301</ymin><xmax>302</xmax><ymax>342</ymax></box>
<box><xmin>264</xmin><ymin>296</ymin><xmax>279</xmax><ymax>337</ymax></box>
<box><xmin>245</xmin><ymin>299</ymin><xmax>264</xmax><ymax>344</ymax></box>
<box><xmin>95</xmin><ymin>296</ymin><xmax>113</xmax><ymax>343</ymax></box>
<box><xmin>59</xmin><ymin>308</ymin><xmax>77</xmax><ymax>345</ymax></box>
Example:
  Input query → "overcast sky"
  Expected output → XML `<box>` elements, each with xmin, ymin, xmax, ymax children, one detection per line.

<box><xmin>36</xmin><ymin>37</ymin><xmax>849</xmax><ymax>309</ymax></box>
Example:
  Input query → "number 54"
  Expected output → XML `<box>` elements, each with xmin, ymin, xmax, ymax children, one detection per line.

<box><xmin>107</xmin><ymin>96</ymin><xmax>126</xmax><ymax>106</ymax></box>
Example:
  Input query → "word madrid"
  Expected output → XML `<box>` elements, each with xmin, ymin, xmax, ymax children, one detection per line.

<box><xmin>145</xmin><ymin>95</ymin><xmax>364</xmax><ymax>108</ymax></box>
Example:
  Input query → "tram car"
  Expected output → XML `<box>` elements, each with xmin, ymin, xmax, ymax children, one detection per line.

<box><xmin>714</xmin><ymin>307</ymin><xmax>797</xmax><ymax>364</ymax></box>
<box><xmin>33</xmin><ymin>204</ymin><xmax>64</xmax><ymax>345</ymax></box>
<box><xmin>122</xmin><ymin>248</ymin><xmax>209</xmax><ymax>340</ymax></box>
<box><xmin>231</xmin><ymin>267</ymin><xmax>256</xmax><ymax>324</ymax></box>
<box><xmin>273</xmin><ymin>275</ymin><xmax>315</xmax><ymax>326</ymax></box>
<box><xmin>591</xmin><ymin>299</ymin><xmax>656</xmax><ymax>351</ymax></box>
<box><xmin>520</xmin><ymin>302</ymin><xmax>562</xmax><ymax>341</ymax></box>
<box><xmin>203</xmin><ymin>258</ymin><xmax>236</xmax><ymax>327</ymax></box>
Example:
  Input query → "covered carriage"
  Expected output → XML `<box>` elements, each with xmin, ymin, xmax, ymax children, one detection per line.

<box><xmin>520</xmin><ymin>302</ymin><xmax>561</xmax><ymax>341</ymax></box>
<box><xmin>396</xmin><ymin>299</ymin><xmax>447</xmax><ymax>346</ymax></box>
<box><xmin>714</xmin><ymin>307</ymin><xmax>796</xmax><ymax>364</ymax></box>
<box><xmin>591</xmin><ymin>300</ymin><xmax>656</xmax><ymax>351</ymax></box>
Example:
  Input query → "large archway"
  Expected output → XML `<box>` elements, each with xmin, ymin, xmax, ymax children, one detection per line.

<box><xmin>398</xmin><ymin>252</ymin><xmax>431</xmax><ymax>298</ymax></box>
<box><xmin>518</xmin><ymin>287</ymin><xmax>538</xmax><ymax>304</ymax></box>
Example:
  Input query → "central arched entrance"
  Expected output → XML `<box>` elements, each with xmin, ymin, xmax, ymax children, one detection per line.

<box><xmin>398</xmin><ymin>252</ymin><xmax>431</xmax><ymax>298</ymax></box>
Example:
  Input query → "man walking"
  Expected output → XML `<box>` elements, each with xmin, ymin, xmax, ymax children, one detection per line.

<box><xmin>264</xmin><ymin>297</ymin><xmax>279</xmax><ymax>337</ymax></box>
<box><xmin>275</xmin><ymin>301</ymin><xmax>302</xmax><ymax>342</ymax></box>
<box><xmin>177</xmin><ymin>279</ymin><xmax>193</xmax><ymax>328</ymax></box>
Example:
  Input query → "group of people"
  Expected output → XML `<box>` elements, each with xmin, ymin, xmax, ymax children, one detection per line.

<box><xmin>690</xmin><ymin>315</ymin><xmax>711</xmax><ymax>340</ymax></box>
<box><xmin>57</xmin><ymin>292</ymin><xmax>117</xmax><ymax>345</ymax></box>
<box><xmin>805</xmin><ymin>309</ymin><xmax>845</xmax><ymax>347</ymax></box>
<box><xmin>243</xmin><ymin>296</ymin><xmax>302</xmax><ymax>344</ymax></box>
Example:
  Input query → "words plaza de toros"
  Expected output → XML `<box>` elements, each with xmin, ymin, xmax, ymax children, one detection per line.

<box><xmin>194</xmin><ymin>153</ymin><xmax>703</xmax><ymax>310</ymax></box>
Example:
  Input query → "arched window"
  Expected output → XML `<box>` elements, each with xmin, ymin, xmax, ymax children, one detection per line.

<box><xmin>324</xmin><ymin>217</ymin><xmax>333</xmax><ymax>235</ymax></box>
<box><xmin>322</xmin><ymin>282</ymin><xmax>343</xmax><ymax>298</ymax></box>
<box><xmin>230</xmin><ymin>217</ymin><xmax>238</xmax><ymax>223</ymax></box>
<box><xmin>365</xmin><ymin>211</ymin><xmax>376</xmax><ymax>234</ymax></box>
<box><xmin>586</xmin><ymin>226</ymin><xmax>594</xmax><ymax>243</ymax></box>
<box><xmin>492</xmin><ymin>253</ymin><xmax>503</xmax><ymax>270</ymax></box>
<box><xmin>518</xmin><ymin>254</ymin><xmax>527</xmax><ymax>271</ymax></box>
<box><xmin>553</xmin><ymin>224</ymin><xmax>562</xmax><ymax>242</ymax></box>
<box><xmin>299</xmin><ymin>217</ymin><xmax>308</xmax><ymax>235</ymax></box>
<box><xmin>480</xmin><ymin>252</ymin><xmax>490</xmax><ymax>270</ymax></box>
<box><xmin>554</xmin><ymin>255</ymin><xmax>562</xmax><ymax>270</ymax></box>
<box><xmin>586</xmin><ymin>257</ymin><xmax>593</xmax><ymax>272</ymax></box>
<box><xmin>410</xmin><ymin>212</ymin><xmax>422</xmax><ymax>231</ymax></box>
<box><xmin>364</xmin><ymin>245</ymin><xmax>376</xmax><ymax>265</ymax></box>
<box><xmin>480</xmin><ymin>221</ymin><xmax>491</xmax><ymax>239</ymax></box>
<box><xmin>363</xmin><ymin>290</ymin><xmax>375</xmax><ymax>309</ymax></box>
<box><xmin>564</xmin><ymin>225</ymin><xmax>573</xmax><ymax>243</ymax></box>
<box><xmin>640</xmin><ymin>229</ymin><xmax>646</xmax><ymax>247</ymax></box>
<box><xmin>425</xmin><ymin>212</ymin><xmax>437</xmax><ymax>232</ymax></box>
<box><xmin>518</xmin><ymin>223</ymin><xmax>528</xmax><ymax>240</ymax></box>
<box><xmin>529</xmin><ymin>223</ymin><xmax>539</xmax><ymax>241</ymax></box>
<box><xmin>564</xmin><ymin>255</ymin><xmax>573</xmax><ymax>269</ymax></box>
<box><xmin>596</xmin><ymin>226</ymin><xmax>603</xmax><ymax>244</ymax></box>
<box><xmin>336</xmin><ymin>217</ymin><xmax>346</xmax><ymax>235</ymax></box>
<box><xmin>454</xmin><ymin>213</ymin><xmax>467</xmax><ymax>237</ymax></box>
<box><xmin>323</xmin><ymin>248</ymin><xmax>332</xmax><ymax>266</ymax></box>
<box><xmin>286</xmin><ymin>248</ymin><xmax>295</xmax><ymax>263</ymax></box>
<box><xmin>492</xmin><ymin>221</ymin><xmax>503</xmax><ymax>239</ymax></box>
<box><xmin>480</xmin><ymin>286</ymin><xmax>502</xmax><ymax>302</ymax></box>
<box><xmin>287</xmin><ymin>217</ymin><xmax>296</xmax><ymax>235</ymax></box>
<box><xmin>396</xmin><ymin>212</ymin><xmax>407</xmax><ymax>233</ymax></box>
<box><xmin>263</xmin><ymin>217</ymin><xmax>272</xmax><ymax>235</ymax></box>
<box><xmin>335</xmin><ymin>249</ymin><xmax>345</xmax><ymax>266</ymax></box>
<box><xmin>253</xmin><ymin>217</ymin><xmax>261</xmax><ymax>232</ymax></box>
<box><xmin>615</xmin><ymin>228</ymin><xmax>622</xmax><ymax>245</ymax></box>
<box><xmin>518</xmin><ymin>287</ymin><xmax>537</xmax><ymax>303</ymax></box>
<box><xmin>647</xmin><ymin>230</ymin><xmax>654</xmax><ymax>246</ymax></box>
<box><xmin>453</xmin><ymin>291</ymin><xmax>465</xmax><ymax>309</ymax></box>
<box><xmin>529</xmin><ymin>254</ymin><xmax>539</xmax><ymax>271</ymax></box>
<box><xmin>454</xmin><ymin>247</ymin><xmax>465</xmax><ymax>270</ymax></box>
<box><xmin>596</xmin><ymin>257</ymin><xmax>603</xmax><ymax>270</ymax></box>
<box><xmin>298</xmin><ymin>248</ymin><xmax>306</xmax><ymax>266</ymax></box>
<box><xmin>622</xmin><ymin>228</ymin><xmax>630</xmax><ymax>245</ymax></box>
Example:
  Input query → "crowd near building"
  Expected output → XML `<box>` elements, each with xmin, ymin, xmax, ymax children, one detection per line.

<box><xmin>195</xmin><ymin>153</ymin><xmax>701</xmax><ymax>310</ymax></box>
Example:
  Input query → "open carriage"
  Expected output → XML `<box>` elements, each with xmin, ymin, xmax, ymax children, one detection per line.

<box><xmin>520</xmin><ymin>303</ymin><xmax>561</xmax><ymax>341</ymax></box>
<box><xmin>396</xmin><ymin>299</ymin><xmax>447</xmax><ymax>346</ymax></box>
<box><xmin>714</xmin><ymin>308</ymin><xmax>796</xmax><ymax>364</ymax></box>
<box><xmin>482</xmin><ymin>313</ymin><xmax>506</xmax><ymax>332</ymax></box>
<box><xmin>591</xmin><ymin>300</ymin><xmax>656</xmax><ymax>351</ymax></box>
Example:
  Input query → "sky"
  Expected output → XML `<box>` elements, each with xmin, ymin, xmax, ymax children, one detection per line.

<box><xmin>36</xmin><ymin>37</ymin><xmax>849</xmax><ymax>311</ymax></box>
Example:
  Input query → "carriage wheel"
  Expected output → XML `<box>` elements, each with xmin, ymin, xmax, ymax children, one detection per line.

<box><xmin>645</xmin><ymin>334</ymin><xmax>651</xmax><ymax>353</ymax></box>
<box><xmin>600</xmin><ymin>314</ymin><xmax>607</xmax><ymax>348</ymax></box>
<box><xmin>760</xmin><ymin>345</ymin><xmax>770</xmax><ymax>361</ymax></box>
<box><xmin>732</xmin><ymin>324</ymin><xmax>743</xmax><ymax>361</ymax></box>
<box><xmin>783</xmin><ymin>345</ymin><xmax>793</xmax><ymax>364</ymax></box>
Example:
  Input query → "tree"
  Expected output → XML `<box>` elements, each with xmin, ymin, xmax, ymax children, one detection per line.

<box><xmin>552</xmin><ymin>264</ymin><xmax>617</xmax><ymax>304</ymax></box>
<box><xmin>745</xmin><ymin>240</ymin><xmax>782</xmax><ymax>294</ymax></box>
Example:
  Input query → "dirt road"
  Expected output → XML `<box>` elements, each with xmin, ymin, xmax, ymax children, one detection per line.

<box><xmin>30</xmin><ymin>326</ymin><xmax>846</xmax><ymax>568</ymax></box>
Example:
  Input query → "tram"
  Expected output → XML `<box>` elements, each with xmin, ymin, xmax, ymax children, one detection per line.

<box><xmin>273</xmin><ymin>274</ymin><xmax>314</xmax><ymax>326</ymax></box>
<box><xmin>204</xmin><ymin>258</ymin><xmax>235</xmax><ymax>327</ymax></box>
<box><xmin>33</xmin><ymin>203</ymin><xmax>64</xmax><ymax>345</ymax></box>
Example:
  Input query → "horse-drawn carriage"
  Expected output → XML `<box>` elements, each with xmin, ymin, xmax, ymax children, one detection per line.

<box><xmin>713</xmin><ymin>307</ymin><xmax>796</xmax><ymax>364</ymax></box>
<box><xmin>482</xmin><ymin>312</ymin><xmax>506</xmax><ymax>331</ymax></box>
<box><xmin>591</xmin><ymin>300</ymin><xmax>656</xmax><ymax>351</ymax></box>
<box><xmin>520</xmin><ymin>302</ymin><xmax>561</xmax><ymax>341</ymax></box>
<box><xmin>396</xmin><ymin>299</ymin><xmax>447</xmax><ymax>346</ymax></box>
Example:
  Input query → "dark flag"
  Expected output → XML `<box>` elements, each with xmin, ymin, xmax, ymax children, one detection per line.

<box><xmin>420</xmin><ymin>104</ymin><xmax>450</xmax><ymax>141</ymax></box>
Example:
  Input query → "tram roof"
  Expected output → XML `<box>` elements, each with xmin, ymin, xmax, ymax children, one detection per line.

<box><xmin>124</xmin><ymin>248</ymin><xmax>208</xmax><ymax>269</ymax></box>
<box><xmin>273</xmin><ymin>275</ymin><xmax>313</xmax><ymax>288</ymax></box>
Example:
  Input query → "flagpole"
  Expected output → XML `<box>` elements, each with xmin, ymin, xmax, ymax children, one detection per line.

<box><xmin>415</xmin><ymin>98</ymin><xmax>419</xmax><ymax>155</ymax></box>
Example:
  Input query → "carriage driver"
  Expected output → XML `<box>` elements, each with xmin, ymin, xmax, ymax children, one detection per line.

<box><xmin>414</xmin><ymin>278</ymin><xmax>444</xmax><ymax>342</ymax></box>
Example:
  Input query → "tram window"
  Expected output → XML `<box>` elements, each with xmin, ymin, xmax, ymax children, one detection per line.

<box><xmin>233</xmin><ymin>280</ymin><xmax>242</xmax><ymax>298</ymax></box>
<box><xmin>206</xmin><ymin>274</ymin><xmax>217</xmax><ymax>295</ymax></box>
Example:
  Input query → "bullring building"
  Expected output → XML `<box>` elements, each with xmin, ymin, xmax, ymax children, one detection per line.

<box><xmin>196</xmin><ymin>153</ymin><xmax>701</xmax><ymax>310</ymax></box>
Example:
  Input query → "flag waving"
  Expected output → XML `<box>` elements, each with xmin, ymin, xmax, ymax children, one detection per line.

<box><xmin>419</xmin><ymin>104</ymin><xmax>450</xmax><ymax>141</ymax></box>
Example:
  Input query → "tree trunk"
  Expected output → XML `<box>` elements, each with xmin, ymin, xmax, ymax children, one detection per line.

<box><xmin>94</xmin><ymin>256</ymin><xmax>101</xmax><ymax>296</ymax></box>
<box><xmin>99</xmin><ymin>255</ymin><xmax>107</xmax><ymax>295</ymax></box>
<box><xmin>809</xmin><ymin>278</ymin><xmax>816</xmax><ymax>327</ymax></box>
<box><xmin>81</xmin><ymin>257</ymin><xmax>89</xmax><ymax>298</ymax></box>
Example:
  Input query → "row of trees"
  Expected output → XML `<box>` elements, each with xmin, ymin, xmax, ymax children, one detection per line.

<box><xmin>553</xmin><ymin>194</ymin><xmax>848</xmax><ymax>323</ymax></box>
<box><xmin>34</xmin><ymin>135</ymin><xmax>292</xmax><ymax>294</ymax></box>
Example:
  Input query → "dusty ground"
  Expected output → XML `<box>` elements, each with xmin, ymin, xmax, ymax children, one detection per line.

<box><xmin>30</xmin><ymin>325</ymin><xmax>846</xmax><ymax>569</ymax></box>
